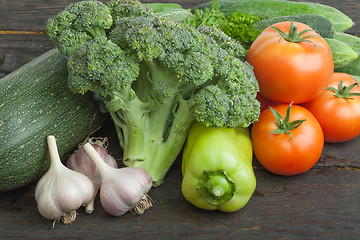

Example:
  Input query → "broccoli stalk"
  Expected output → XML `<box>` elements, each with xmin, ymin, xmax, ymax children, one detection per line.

<box><xmin>113</xmin><ymin>95</ymin><xmax>194</xmax><ymax>186</ymax></box>
<box><xmin>47</xmin><ymin>0</ymin><xmax>260</xmax><ymax>186</ymax></box>
<box><xmin>107</xmin><ymin>61</ymin><xmax>195</xmax><ymax>186</ymax></box>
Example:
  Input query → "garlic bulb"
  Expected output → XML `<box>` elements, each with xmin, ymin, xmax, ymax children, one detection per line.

<box><xmin>83</xmin><ymin>143</ymin><xmax>153</xmax><ymax>216</ymax></box>
<box><xmin>67</xmin><ymin>137</ymin><xmax>118</xmax><ymax>214</ymax></box>
<box><xmin>35</xmin><ymin>136</ymin><xmax>94</xmax><ymax>224</ymax></box>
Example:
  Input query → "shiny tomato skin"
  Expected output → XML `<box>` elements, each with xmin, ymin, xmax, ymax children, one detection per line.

<box><xmin>246</xmin><ymin>21</ymin><xmax>334</xmax><ymax>104</ymax></box>
<box><xmin>256</xmin><ymin>93</ymin><xmax>280</xmax><ymax>113</ymax></box>
<box><xmin>303</xmin><ymin>72</ymin><xmax>360</xmax><ymax>143</ymax></box>
<box><xmin>251</xmin><ymin>104</ymin><xmax>324</xmax><ymax>176</ymax></box>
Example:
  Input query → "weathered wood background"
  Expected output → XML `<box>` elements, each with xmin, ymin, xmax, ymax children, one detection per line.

<box><xmin>1</xmin><ymin>0</ymin><xmax>360</xmax><ymax>239</ymax></box>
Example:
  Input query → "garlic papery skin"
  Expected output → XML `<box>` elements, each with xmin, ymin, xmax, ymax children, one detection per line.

<box><xmin>83</xmin><ymin>143</ymin><xmax>153</xmax><ymax>216</ymax></box>
<box><xmin>67</xmin><ymin>137</ymin><xmax>118</xmax><ymax>214</ymax></box>
<box><xmin>35</xmin><ymin>136</ymin><xmax>94</xmax><ymax>224</ymax></box>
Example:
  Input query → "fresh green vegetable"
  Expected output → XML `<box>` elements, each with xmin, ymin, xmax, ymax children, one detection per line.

<box><xmin>194</xmin><ymin>0</ymin><xmax>354</xmax><ymax>32</ymax></box>
<box><xmin>220</xmin><ymin>11</ymin><xmax>261</xmax><ymax>50</ymax></box>
<box><xmin>185</xmin><ymin>0</ymin><xmax>261</xmax><ymax>49</ymax></box>
<box><xmin>333</xmin><ymin>32</ymin><xmax>360</xmax><ymax>75</ymax></box>
<box><xmin>181</xmin><ymin>121</ymin><xmax>256</xmax><ymax>212</ymax></box>
<box><xmin>336</xmin><ymin>54</ymin><xmax>360</xmax><ymax>75</ymax></box>
<box><xmin>0</xmin><ymin>49</ymin><xmax>106</xmax><ymax>192</ymax></box>
<box><xmin>332</xmin><ymin>32</ymin><xmax>360</xmax><ymax>52</ymax></box>
<box><xmin>46</xmin><ymin>0</ymin><xmax>260</xmax><ymax>186</ymax></box>
<box><xmin>351</xmin><ymin>75</ymin><xmax>360</xmax><ymax>83</ymax></box>
<box><xmin>254</xmin><ymin>14</ymin><xmax>335</xmax><ymax>38</ymax></box>
<box><xmin>184</xmin><ymin>0</ymin><xmax>226</xmax><ymax>28</ymax></box>
<box><xmin>325</xmin><ymin>38</ymin><xmax>358</xmax><ymax>69</ymax></box>
<box><xmin>146</xmin><ymin>2</ymin><xmax>182</xmax><ymax>13</ymax></box>
<box><xmin>153</xmin><ymin>8</ymin><xmax>193</xmax><ymax>23</ymax></box>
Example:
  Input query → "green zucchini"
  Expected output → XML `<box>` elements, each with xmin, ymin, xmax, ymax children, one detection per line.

<box><xmin>325</xmin><ymin>38</ymin><xmax>358</xmax><ymax>69</ymax></box>
<box><xmin>194</xmin><ymin>0</ymin><xmax>354</xmax><ymax>32</ymax></box>
<box><xmin>254</xmin><ymin>14</ymin><xmax>335</xmax><ymax>38</ymax></box>
<box><xmin>0</xmin><ymin>49</ymin><xmax>107</xmax><ymax>192</ymax></box>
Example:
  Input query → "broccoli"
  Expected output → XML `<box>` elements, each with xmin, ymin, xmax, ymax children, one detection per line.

<box><xmin>46</xmin><ymin>1</ymin><xmax>113</xmax><ymax>55</ymax></box>
<box><xmin>47</xmin><ymin>0</ymin><xmax>260</xmax><ymax>187</ymax></box>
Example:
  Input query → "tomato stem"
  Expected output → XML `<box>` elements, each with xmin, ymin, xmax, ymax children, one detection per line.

<box><xmin>270</xmin><ymin>21</ymin><xmax>319</xmax><ymax>49</ymax></box>
<box><xmin>268</xmin><ymin>102</ymin><xmax>306</xmax><ymax>140</ymax></box>
<box><xmin>326</xmin><ymin>81</ymin><xmax>360</xmax><ymax>99</ymax></box>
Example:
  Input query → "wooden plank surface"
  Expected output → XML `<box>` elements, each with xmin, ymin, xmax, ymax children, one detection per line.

<box><xmin>1</xmin><ymin>0</ymin><xmax>360</xmax><ymax>239</ymax></box>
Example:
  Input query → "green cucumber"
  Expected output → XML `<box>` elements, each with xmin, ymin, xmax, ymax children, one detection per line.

<box><xmin>351</xmin><ymin>75</ymin><xmax>360</xmax><ymax>84</ymax></box>
<box><xmin>333</xmin><ymin>32</ymin><xmax>360</xmax><ymax>52</ymax></box>
<box><xmin>153</xmin><ymin>8</ymin><xmax>193</xmax><ymax>23</ymax></box>
<box><xmin>146</xmin><ymin>3</ymin><xmax>183</xmax><ymax>13</ymax></box>
<box><xmin>325</xmin><ymin>38</ymin><xmax>358</xmax><ymax>69</ymax></box>
<box><xmin>0</xmin><ymin>49</ymin><xmax>107</xmax><ymax>192</ymax></box>
<box><xmin>194</xmin><ymin>0</ymin><xmax>354</xmax><ymax>32</ymax></box>
<box><xmin>333</xmin><ymin>32</ymin><xmax>360</xmax><ymax>74</ymax></box>
<box><xmin>254</xmin><ymin>14</ymin><xmax>335</xmax><ymax>38</ymax></box>
<box><xmin>335</xmin><ymin>54</ymin><xmax>360</xmax><ymax>75</ymax></box>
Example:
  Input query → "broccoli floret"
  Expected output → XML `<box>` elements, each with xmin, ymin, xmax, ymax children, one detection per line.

<box><xmin>46</xmin><ymin>1</ymin><xmax>113</xmax><ymax>55</ymax></box>
<box><xmin>67</xmin><ymin>36</ymin><xmax>139</xmax><ymax>109</ymax></box>
<box><xmin>108</xmin><ymin>0</ymin><xmax>153</xmax><ymax>21</ymax></box>
<box><xmin>47</xmin><ymin>0</ymin><xmax>260</xmax><ymax>187</ymax></box>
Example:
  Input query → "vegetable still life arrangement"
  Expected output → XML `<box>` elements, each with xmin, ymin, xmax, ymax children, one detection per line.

<box><xmin>1</xmin><ymin>0</ymin><xmax>360</xmax><ymax>226</ymax></box>
<box><xmin>45</xmin><ymin>0</ymin><xmax>260</xmax><ymax>188</ymax></box>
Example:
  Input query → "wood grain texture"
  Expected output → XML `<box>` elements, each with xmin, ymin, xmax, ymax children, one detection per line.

<box><xmin>1</xmin><ymin>0</ymin><xmax>360</xmax><ymax>239</ymax></box>
<box><xmin>0</xmin><ymin>0</ymin><xmax>358</xmax><ymax>33</ymax></box>
<box><xmin>0</xmin><ymin>34</ymin><xmax>53</xmax><ymax>78</ymax></box>
<box><xmin>0</xmin><ymin>0</ymin><xmax>207</xmax><ymax>31</ymax></box>
<box><xmin>1</xmin><ymin>162</ymin><xmax>360</xmax><ymax>239</ymax></box>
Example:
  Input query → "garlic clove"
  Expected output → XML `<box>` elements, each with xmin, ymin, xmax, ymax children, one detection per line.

<box><xmin>83</xmin><ymin>143</ymin><xmax>153</xmax><ymax>216</ymax></box>
<box><xmin>35</xmin><ymin>136</ymin><xmax>95</xmax><ymax>224</ymax></box>
<box><xmin>67</xmin><ymin>137</ymin><xmax>118</xmax><ymax>214</ymax></box>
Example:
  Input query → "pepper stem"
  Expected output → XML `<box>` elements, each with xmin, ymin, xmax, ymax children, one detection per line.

<box><xmin>197</xmin><ymin>169</ymin><xmax>236</xmax><ymax>205</ymax></box>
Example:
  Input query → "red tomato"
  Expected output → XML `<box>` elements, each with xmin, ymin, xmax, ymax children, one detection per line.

<box><xmin>303</xmin><ymin>72</ymin><xmax>360</xmax><ymax>143</ymax></box>
<box><xmin>246</xmin><ymin>21</ymin><xmax>334</xmax><ymax>104</ymax></box>
<box><xmin>256</xmin><ymin>93</ymin><xmax>280</xmax><ymax>113</ymax></box>
<box><xmin>251</xmin><ymin>103</ymin><xmax>324</xmax><ymax>176</ymax></box>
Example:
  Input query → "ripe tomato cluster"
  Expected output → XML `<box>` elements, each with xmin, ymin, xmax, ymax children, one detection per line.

<box><xmin>247</xmin><ymin>21</ymin><xmax>360</xmax><ymax>176</ymax></box>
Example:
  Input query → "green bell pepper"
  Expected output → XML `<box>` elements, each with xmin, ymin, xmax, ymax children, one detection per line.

<box><xmin>181</xmin><ymin>122</ymin><xmax>256</xmax><ymax>212</ymax></box>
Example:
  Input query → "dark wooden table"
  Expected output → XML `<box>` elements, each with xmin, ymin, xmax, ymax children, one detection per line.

<box><xmin>1</xmin><ymin>0</ymin><xmax>360</xmax><ymax>239</ymax></box>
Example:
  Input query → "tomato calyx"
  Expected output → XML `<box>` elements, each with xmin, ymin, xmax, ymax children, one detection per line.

<box><xmin>270</xmin><ymin>21</ymin><xmax>318</xmax><ymax>48</ymax></box>
<box><xmin>268</xmin><ymin>103</ymin><xmax>306</xmax><ymax>140</ymax></box>
<box><xmin>326</xmin><ymin>81</ymin><xmax>360</xmax><ymax>99</ymax></box>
